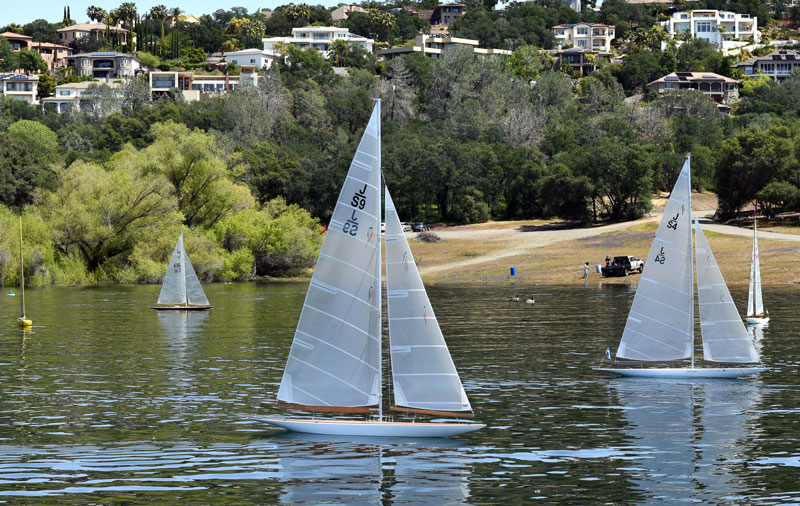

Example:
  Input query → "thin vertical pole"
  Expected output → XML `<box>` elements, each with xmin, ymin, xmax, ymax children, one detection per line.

<box><xmin>375</xmin><ymin>98</ymin><xmax>383</xmax><ymax>423</ymax></box>
<box><xmin>688</xmin><ymin>154</ymin><xmax>695</xmax><ymax>370</ymax></box>
<box><xmin>181</xmin><ymin>234</ymin><xmax>188</xmax><ymax>308</ymax></box>
<box><xmin>19</xmin><ymin>217</ymin><xmax>25</xmax><ymax>319</ymax></box>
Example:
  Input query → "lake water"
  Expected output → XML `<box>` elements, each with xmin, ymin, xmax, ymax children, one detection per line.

<box><xmin>0</xmin><ymin>282</ymin><xmax>799</xmax><ymax>504</ymax></box>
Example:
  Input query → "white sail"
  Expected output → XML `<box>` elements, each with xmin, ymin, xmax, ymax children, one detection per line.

<box><xmin>384</xmin><ymin>188</ymin><xmax>471</xmax><ymax>413</ymax></box>
<box><xmin>277</xmin><ymin>102</ymin><xmax>382</xmax><ymax>408</ymax></box>
<box><xmin>694</xmin><ymin>219</ymin><xmax>760</xmax><ymax>363</ymax></box>
<box><xmin>157</xmin><ymin>233</ymin><xmax>209</xmax><ymax>306</ymax></box>
<box><xmin>184</xmin><ymin>252</ymin><xmax>209</xmax><ymax>306</ymax></box>
<box><xmin>747</xmin><ymin>217</ymin><xmax>764</xmax><ymax>317</ymax></box>
<box><xmin>616</xmin><ymin>157</ymin><xmax>693</xmax><ymax>361</ymax></box>
<box><xmin>158</xmin><ymin>234</ymin><xmax>188</xmax><ymax>305</ymax></box>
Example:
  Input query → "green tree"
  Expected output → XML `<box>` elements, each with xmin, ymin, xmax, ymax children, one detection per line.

<box><xmin>0</xmin><ymin>135</ymin><xmax>55</xmax><ymax>208</ymax></box>
<box><xmin>0</xmin><ymin>38</ymin><xmax>19</xmax><ymax>72</ymax></box>
<box><xmin>7</xmin><ymin>120</ymin><xmax>59</xmax><ymax>154</ymax></box>
<box><xmin>757</xmin><ymin>181</ymin><xmax>799</xmax><ymax>215</ymax></box>
<box><xmin>37</xmin><ymin>73</ymin><xmax>56</xmax><ymax>97</ymax></box>
<box><xmin>22</xmin><ymin>19</ymin><xmax>58</xmax><ymax>43</ymax></box>
<box><xmin>17</xmin><ymin>49</ymin><xmax>48</xmax><ymax>74</ymax></box>
<box><xmin>86</xmin><ymin>5</ymin><xmax>108</xmax><ymax>23</ymax></box>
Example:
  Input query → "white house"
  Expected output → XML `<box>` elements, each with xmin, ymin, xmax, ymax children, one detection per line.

<box><xmin>0</xmin><ymin>73</ymin><xmax>39</xmax><ymax>104</ymax></box>
<box><xmin>734</xmin><ymin>49</ymin><xmax>800</xmax><ymax>82</ymax></box>
<box><xmin>552</xmin><ymin>23</ymin><xmax>615</xmax><ymax>52</ymax></box>
<box><xmin>661</xmin><ymin>10</ymin><xmax>760</xmax><ymax>47</ymax></box>
<box><xmin>67</xmin><ymin>52</ymin><xmax>141</xmax><ymax>79</ymax></box>
<box><xmin>40</xmin><ymin>80</ymin><xmax>120</xmax><ymax>113</ymax></box>
<box><xmin>149</xmin><ymin>67</ymin><xmax>259</xmax><ymax>102</ymax></box>
<box><xmin>223</xmin><ymin>48</ymin><xmax>279</xmax><ymax>69</ymax></box>
<box><xmin>262</xmin><ymin>26</ymin><xmax>374</xmax><ymax>59</ymax></box>
<box><xmin>377</xmin><ymin>34</ymin><xmax>510</xmax><ymax>60</ymax></box>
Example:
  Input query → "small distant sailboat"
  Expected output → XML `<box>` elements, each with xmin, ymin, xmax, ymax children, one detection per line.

<box><xmin>595</xmin><ymin>155</ymin><xmax>768</xmax><ymax>379</ymax></box>
<box><xmin>254</xmin><ymin>100</ymin><xmax>484</xmax><ymax>437</ymax></box>
<box><xmin>745</xmin><ymin>215</ymin><xmax>769</xmax><ymax>325</ymax></box>
<box><xmin>18</xmin><ymin>217</ymin><xmax>31</xmax><ymax>327</ymax></box>
<box><xmin>150</xmin><ymin>233</ymin><xmax>211</xmax><ymax>311</ymax></box>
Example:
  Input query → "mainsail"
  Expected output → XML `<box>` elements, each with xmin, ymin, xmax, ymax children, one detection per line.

<box><xmin>747</xmin><ymin>217</ymin><xmax>764</xmax><ymax>317</ymax></box>
<box><xmin>384</xmin><ymin>188</ymin><xmax>471</xmax><ymax>413</ymax></box>
<box><xmin>616</xmin><ymin>157</ymin><xmax>693</xmax><ymax>361</ymax></box>
<box><xmin>694</xmin><ymin>219</ymin><xmax>760</xmax><ymax>363</ymax></box>
<box><xmin>277</xmin><ymin>102</ymin><xmax>382</xmax><ymax>408</ymax></box>
<box><xmin>157</xmin><ymin>233</ymin><xmax>209</xmax><ymax>306</ymax></box>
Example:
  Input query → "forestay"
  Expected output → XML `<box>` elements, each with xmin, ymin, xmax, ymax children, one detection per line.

<box><xmin>747</xmin><ymin>218</ymin><xmax>764</xmax><ymax>317</ymax></box>
<box><xmin>616</xmin><ymin>157</ymin><xmax>693</xmax><ymax>361</ymax></box>
<box><xmin>384</xmin><ymin>188</ymin><xmax>471</xmax><ymax>412</ymax></box>
<box><xmin>694</xmin><ymin>219</ymin><xmax>760</xmax><ymax>363</ymax></box>
<box><xmin>277</xmin><ymin>102</ymin><xmax>382</xmax><ymax>408</ymax></box>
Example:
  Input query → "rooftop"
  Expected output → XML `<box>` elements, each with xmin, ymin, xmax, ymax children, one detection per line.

<box><xmin>649</xmin><ymin>71</ymin><xmax>740</xmax><ymax>86</ymax></box>
<box><xmin>0</xmin><ymin>31</ymin><xmax>32</xmax><ymax>40</ymax></box>
<box><xmin>57</xmin><ymin>23</ymin><xmax>126</xmax><ymax>33</ymax></box>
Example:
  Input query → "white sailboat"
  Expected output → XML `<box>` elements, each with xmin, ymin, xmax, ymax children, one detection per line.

<box><xmin>595</xmin><ymin>155</ymin><xmax>768</xmax><ymax>379</ymax></box>
<box><xmin>150</xmin><ymin>233</ymin><xmax>212</xmax><ymax>310</ymax></box>
<box><xmin>254</xmin><ymin>101</ymin><xmax>484</xmax><ymax>437</ymax></box>
<box><xmin>746</xmin><ymin>215</ymin><xmax>769</xmax><ymax>325</ymax></box>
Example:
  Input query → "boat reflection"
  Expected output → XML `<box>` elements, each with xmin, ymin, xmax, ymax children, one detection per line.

<box><xmin>270</xmin><ymin>433</ymin><xmax>473</xmax><ymax>504</ymax></box>
<box><xmin>612</xmin><ymin>378</ymin><xmax>761</xmax><ymax>503</ymax></box>
<box><xmin>156</xmin><ymin>310</ymin><xmax>209</xmax><ymax>343</ymax></box>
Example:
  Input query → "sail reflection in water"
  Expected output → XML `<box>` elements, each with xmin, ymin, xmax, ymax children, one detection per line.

<box><xmin>612</xmin><ymin>379</ymin><xmax>761</xmax><ymax>503</ymax></box>
<box><xmin>274</xmin><ymin>437</ymin><xmax>471</xmax><ymax>505</ymax></box>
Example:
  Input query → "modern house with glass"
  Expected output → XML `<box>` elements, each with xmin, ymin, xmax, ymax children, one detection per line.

<box><xmin>149</xmin><ymin>66</ymin><xmax>259</xmax><ymax>101</ymax></box>
<box><xmin>661</xmin><ymin>10</ymin><xmax>759</xmax><ymax>46</ymax></box>
<box><xmin>647</xmin><ymin>71</ymin><xmax>740</xmax><ymax>111</ymax></box>
<box><xmin>262</xmin><ymin>27</ymin><xmax>374</xmax><ymax>59</ymax></box>
<box><xmin>67</xmin><ymin>52</ymin><xmax>141</xmax><ymax>79</ymax></box>
<box><xmin>377</xmin><ymin>34</ymin><xmax>510</xmax><ymax>60</ymax></box>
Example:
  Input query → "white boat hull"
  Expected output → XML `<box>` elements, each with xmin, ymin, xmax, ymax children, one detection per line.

<box><xmin>594</xmin><ymin>367</ymin><xmax>769</xmax><ymax>379</ymax></box>
<box><xmin>746</xmin><ymin>317</ymin><xmax>770</xmax><ymax>325</ymax></box>
<box><xmin>253</xmin><ymin>417</ymin><xmax>485</xmax><ymax>437</ymax></box>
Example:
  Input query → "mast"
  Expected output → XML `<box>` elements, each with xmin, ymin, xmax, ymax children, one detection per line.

<box><xmin>688</xmin><ymin>153</ymin><xmax>694</xmax><ymax>370</ymax></box>
<box><xmin>181</xmin><ymin>235</ymin><xmax>188</xmax><ymax>308</ymax></box>
<box><xmin>19</xmin><ymin>216</ymin><xmax>24</xmax><ymax>319</ymax></box>
<box><xmin>376</xmin><ymin>97</ymin><xmax>383</xmax><ymax>422</ymax></box>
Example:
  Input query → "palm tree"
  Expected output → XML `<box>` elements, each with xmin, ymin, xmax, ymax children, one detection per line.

<box><xmin>150</xmin><ymin>4</ymin><xmax>168</xmax><ymax>39</ymax></box>
<box><xmin>285</xmin><ymin>3</ymin><xmax>311</xmax><ymax>26</ymax></box>
<box><xmin>241</xmin><ymin>18</ymin><xmax>265</xmax><ymax>49</ymax></box>
<box><xmin>369</xmin><ymin>9</ymin><xmax>395</xmax><ymax>42</ymax></box>
<box><xmin>330</xmin><ymin>39</ymin><xmax>349</xmax><ymax>67</ymax></box>
<box><xmin>170</xmin><ymin>7</ymin><xmax>182</xmax><ymax>59</ymax></box>
<box><xmin>86</xmin><ymin>6</ymin><xmax>107</xmax><ymax>23</ymax></box>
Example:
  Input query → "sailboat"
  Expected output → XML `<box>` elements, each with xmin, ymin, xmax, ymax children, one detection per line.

<box><xmin>254</xmin><ymin>100</ymin><xmax>484</xmax><ymax>437</ymax></box>
<box><xmin>150</xmin><ymin>233</ymin><xmax>212</xmax><ymax>310</ymax></box>
<box><xmin>745</xmin><ymin>215</ymin><xmax>769</xmax><ymax>325</ymax></box>
<box><xmin>596</xmin><ymin>155</ymin><xmax>768</xmax><ymax>379</ymax></box>
<box><xmin>17</xmin><ymin>217</ymin><xmax>31</xmax><ymax>327</ymax></box>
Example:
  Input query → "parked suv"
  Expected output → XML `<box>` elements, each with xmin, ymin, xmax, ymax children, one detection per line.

<box><xmin>400</xmin><ymin>222</ymin><xmax>412</xmax><ymax>232</ymax></box>
<box><xmin>601</xmin><ymin>256</ymin><xmax>644</xmax><ymax>277</ymax></box>
<box><xmin>412</xmin><ymin>222</ymin><xmax>430</xmax><ymax>232</ymax></box>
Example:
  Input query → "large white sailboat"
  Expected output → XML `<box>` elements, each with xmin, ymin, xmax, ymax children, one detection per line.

<box><xmin>595</xmin><ymin>155</ymin><xmax>768</xmax><ymax>379</ymax></box>
<box><xmin>254</xmin><ymin>100</ymin><xmax>484</xmax><ymax>437</ymax></box>
<box><xmin>746</xmin><ymin>215</ymin><xmax>769</xmax><ymax>325</ymax></box>
<box><xmin>151</xmin><ymin>233</ymin><xmax>212</xmax><ymax>310</ymax></box>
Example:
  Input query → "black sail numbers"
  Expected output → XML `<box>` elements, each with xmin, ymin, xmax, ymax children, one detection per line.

<box><xmin>343</xmin><ymin>184</ymin><xmax>368</xmax><ymax>237</ymax></box>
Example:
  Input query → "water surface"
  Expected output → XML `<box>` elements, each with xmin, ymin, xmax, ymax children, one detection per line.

<box><xmin>0</xmin><ymin>283</ymin><xmax>798</xmax><ymax>504</ymax></box>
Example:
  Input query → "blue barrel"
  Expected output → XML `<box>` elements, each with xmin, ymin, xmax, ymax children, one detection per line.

<box><xmin>510</xmin><ymin>267</ymin><xmax>516</xmax><ymax>276</ymax></box>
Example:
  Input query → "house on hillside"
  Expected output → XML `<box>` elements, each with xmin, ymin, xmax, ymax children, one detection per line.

<box><xmin>331</xmin><ymin>4</ymin><xmax>368</xmax><ymax>21</ymax></box>
<box><xmin>57</xmin><ymin>23</ymin><xmax>128</xmax><ymax>47</ymax></box>
<box><xmin>262</xmin><ymin>27</ymin><xmax>373</xmax><ymax>58</ymax></box>
<box><xmin>377</xmin><ymin>34</ymin><xmax>510</xmax><ymax>60</ymax></box>
<box><xmin>430</xmin><ymin>4</ymin><xmax>466</xmax><ymax>27</ymax></box>
<box><xmin>661</xmin><ymin>10</ymin><xmax>760</xmax><ymax>46</ymax></box>
<box><xmin>40</xmin><ymin>80</ymin><xmax>120</xmax><ymax>113</ymax></box>
<box><xmin>0</xmin><ymin>73</ymin><xmax>39</xmax><ymax>104</ymax></box>
<box><xmin>734</xmin><ymin>50</ymin><xmax>800</xmax><ymax>82</ymax></box>
<box><xmin>648</xmin><ymin>71</ymin><xmax>740</xmax><ymax>111</ymax></box>
<box><xmin>223</xmin><ymin>48</ymin><xmax>279</xmax><ymax>69</ymax></box>
<box><xmin>149</xmin><ymin>66</ymin><xmax>259</xmax><ymax>102</ymax></box>
<box><xmin>552</xmin><ymin>23</ymin><xmax>615</xmax><ymax>52</ymax></box>
<box><xmin>550</xmin><ymin>47</ymin><xmax>613</xmax><ymax>76</ymax></box>
<box><xmin>67</xmin><ymin>52</ymin><xmax>141</xmax><ymax>79</ymax></box>
<box><xmin>0</xmin><ymin>32</ymin><xmax>73</xmax><ymax>70</ymax></box>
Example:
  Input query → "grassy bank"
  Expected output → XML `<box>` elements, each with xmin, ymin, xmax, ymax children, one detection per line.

<box><xmin>413</xmin><ymin>221</ymin><xmax>800</xmax><ymax>286</ymax></box>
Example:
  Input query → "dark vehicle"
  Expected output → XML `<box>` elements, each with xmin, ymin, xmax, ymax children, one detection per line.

<box><xmin>601</xmin><ymin>256</ymin><xmax>644</xmax><ymax>277</ymax></box>
<box><xmin>412</xmin><ymin>222</ymin><xmax>430</xmax><ymax>232</ymax></box>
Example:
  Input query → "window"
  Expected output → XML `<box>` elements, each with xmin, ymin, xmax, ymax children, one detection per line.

<box><xmin>250</xmin><ymin>58</ymin><xmax>256</xmax><ymax>63</ymax></box>
<box><xmin>664</xmin><ymin>83</ymin><xmax>673</xmax><ymax>89</ymax></box>
<box><xmin>697</xmin><ymin>21</ymin><xmax>712</xmax><ymax>32</ymax></box>
<box><xmin>152</xmin><ymin>76</ymin><xmax>175</xmax><ymax>88</ymax></box>
<box><xmin>577</xmin><ymin>40</ymin><xmax>587</xmax><ymax>47</ymax></box>
<box><xmin>445</xmin><ymin>17</ymin><xmax>450</xmax><ymax>24</ymax></box>
<box><xmin>59</xmin><ymin>103</ymin><xmax>66</xmax><ymax>112</ymax></box>
<box><xmin>577</xmin><ymin>27</ymin><xmax>588</xmax><ymax>35</ymax></box>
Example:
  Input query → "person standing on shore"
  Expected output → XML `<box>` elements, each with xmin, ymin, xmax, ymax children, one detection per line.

<box><xmin>582</xmin><ymin>262</ymin><xmax>589</xmax><ymax>279</ymax></box>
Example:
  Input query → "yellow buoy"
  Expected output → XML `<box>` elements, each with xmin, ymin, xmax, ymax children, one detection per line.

<box><xmin>18</xmin><ymin>317</ymin><xmax>32</xmax><ymax>327</ymax></box>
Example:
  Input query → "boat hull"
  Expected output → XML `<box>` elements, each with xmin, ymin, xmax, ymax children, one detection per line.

<box><xmin>253</xmin><ymin>417</ymin><xmax>485</xmax><ymax>437</ymax></box>
<box><xmin>594</xmin><ymin>367</ymin><xmax>768</xmax><ymax>378</ymax></box>
<box><xmin>745</xmin><ymin>317</ymin><xmax>770</xmax><ymax>325</ymax></box>
<box><xmin>150</xmin><ymin>305</ymin><xmax>212</xmax><ymax>311</ymax></box>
